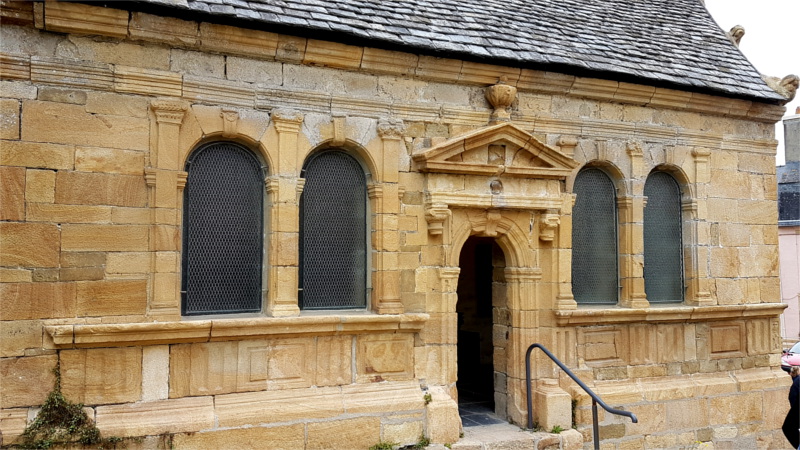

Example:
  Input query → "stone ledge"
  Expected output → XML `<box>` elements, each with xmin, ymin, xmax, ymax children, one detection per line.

<box><xmin>554</xmin><ymin>303</ymin><xmax>786</xmax><ymax>326</ymax></box>
<box><xmin>44</xmin><ymin>313</ymin><xmax>428</xmax><ymax>349</ymax></box>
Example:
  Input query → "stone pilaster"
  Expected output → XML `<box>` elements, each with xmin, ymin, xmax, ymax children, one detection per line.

<box><xmin>618</xmin><ymin>195</ymin><xmax>649</xmax><ymax>308</ymax></box>
<box><xmin>266</xmin><ymin>176</ymin><xmax>301</xmax><ymax>317</ymax></box>
<box><xmin>147</xmin><ymin>99</ymin><xmax>188</xmax><ymax>319</ymax></box>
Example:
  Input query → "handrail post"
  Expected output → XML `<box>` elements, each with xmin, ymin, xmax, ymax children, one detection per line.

<box><xmin>525</xmin><ymin>342</ymin><xmax>637</xmax><ymax>449</ymax></box>
<box><xmin>592</xmin><ymin>400</ymin><xmax>600</xmax><ymax>450</ymax></box>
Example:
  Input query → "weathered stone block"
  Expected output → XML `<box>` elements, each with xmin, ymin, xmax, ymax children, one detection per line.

<box><xmin>199</xmin><ymin>22</ymin><xmax>279</xmax><ymax>59</ymax></box>
<box><xmin>43</xmin><ymin>1</ymin><xmax>128</xmax><ymax>38</ymax></box>
<box><xmin>129</xmin><ymin>12</ymin><xmax>198</xmax><ymax>47</ymax></box>
<box><xmin>0</xmin><ymin>98</ymin><xmax>20</xmax><ymax>139</ymax></box>
<box><xmin>76</xmin><ymin>279</ymin><xmax>147</xmax><ymax>316</ymax></box>
<box><xmin>170</xmin><ymin>341</ymin><xmax>239</xmax><ymax>398</ymax></box>
<box><xmin>425</xmin><ymin>386</ymin><xmax>461</xmax><ymax>444</ymax></box>
<box><xmin>357</xmin><ymin>333</ymin><xmax>414</xmax><ymax>382</ymax></box>
<box><xmin>0</xmin><ymin>354</ymin><xmax>57</xmax><ymax>408</ymax></box>
<box><xmin>0</xmin><ymin>222</ymin><xmax>59</xmax><ymax>267</ymax></box>
<box><xmin>0</xmin><ymin>320</ymin><xmax>43</xmax><ymax>357</ymax></box>
<box><xmin>0</xmin><ymin>166</ymin><xmax>25</xmax><ymax>220</ymax></box>
<box><xmin>61</xmin><ymin>347</ymin><xmax>142</xmax><ymax>405</ymax></box>
<box><xmin>342</xmin><ymin>381</ymin><xmax>424</xmax><ymax>414</ymax></box>
<box><xmin>141</xmin><ymin>345</ymin><xmax>169</xmax><ymax>402</ymax></box>
<box><xmin>0</xmin><ymin>140</ymin><xmax>74</xmax><ymax>170</ymax></box>
<box><xmin>0</xmin><ymin>282</ymin><xmax>76</xmax><ymax>320</ymax></box>
<box><xmin>709</xmin><ymin>391</ymin><xmax>763</xmax><ymax>424</ymax></box>
<box><xmin>55</xmin><ymin>171</ymin><xmax>147</xmax><ymax>207</ymax></box>
<box><xmin>105</xmin><ymin>252</ymin><xmax>150</xmax><ymax>273</ymax></box>
<box><xmin>0</xmin><ymin>407</ymin><xmax>29</xmax><ymax>446</ymax></box>
<box><xmin>215</xmin><ymin>386</ymin><xmax>344</xmax><ymax>427</ymax></box>
<box><xmin>316</xmin><ymin>335</ymin><xmax>353</xmax><ymax>386</ymax></box>
<box><xmin>27</xmin><ymin>203</ymin><xmax>112</xmax><ymax>224</ymax></box>
<box><xmin>170</xmin><ymin>48</ymin><xmax>224</xmax><ymax>78</ymax></box>
<box><xmin>95</xmin><ymin>396</ymin><xmax>214</xmax><ymax>437</ymax></box>
<box><xmin>74</xmin><ymin>147</ymin><xmax>145</xmax><ymax>175</ymax></box>
<box><xmin>173</xmin><ymin>424</ymin><xmax>305</xmax><ymax>450</ymax></box>
<box><xmin>21</xmin><ymin>101</ymin><xmax>149</xmax><ymax>150</ymax></box>
<box><xmin>0</xmin><ymin>268</ymin><xmax>32</xmax><ymax>283</ymax></box>
<box><xmin>307</xmin><ymin>417</ymin><xmax>381</xmax><ymax>450</ymax></box>
<box><xmin>25</xmin><ymin>168</ymin><xmax>55</xmax><ymax>203</ymax></box>
<box><xmin>62</xmin><ymin>224</ymin><xmax>148</xmax><ymax>251</ymax></box>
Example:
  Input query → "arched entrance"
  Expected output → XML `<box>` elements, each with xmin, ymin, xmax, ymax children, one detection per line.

<box><xmin>456</xmin><ymin>236</ymin><xmax>508</xmax><ymax>426</ymax></box>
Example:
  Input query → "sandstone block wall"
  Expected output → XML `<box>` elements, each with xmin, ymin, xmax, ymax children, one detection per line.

<box><xmin>0</xmin><ymin>1</ymin><xmax>789</xmax><ymax>448</ymax></box>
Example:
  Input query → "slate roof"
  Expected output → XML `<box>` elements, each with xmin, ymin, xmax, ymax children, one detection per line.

<box><xmin>135</xmin><ymin>0</ymin><xmax>785</xmax><ymax>103</ymax></box>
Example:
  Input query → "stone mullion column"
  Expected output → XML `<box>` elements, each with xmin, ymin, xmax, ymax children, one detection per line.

<box><xmin>504</xmin><ymin>266</ymin><xmax>542</xmax><ymax>425</ymax></box>
<box><xmin>372</xmin><ymin>119</ymin><xmax>405</xmax><ymax>314</ymax></box>
<box><xmin>687</xmin><ymin>148</ymin><xmax>714</xmax><ymax>306</ymax></box>
<box><xmin>147</xmin><ymin>99</ymin><xmax>188</xmax><ymax>319</ymax></box>
<box><xmin>618</xmin><ymin>195</ymin><xmax>649</xmax><ymax>308</ymax></box>
<box><xmin>436</xmin><ymin>267</ymin><xmax>461</xmax><ymax>388</ymax></box>
<box><xmin>683</xmin><ymin>200</ymin><xmax>712</xmax><ymax>305</ymax></box>
<box><xmin>553</xmin><ymin>196</ymin><xmax>577</xmax><ymax>310</ymax></box>
<box><xmin>266</xmin><ymin>110</ymin><xmax>304</xmax><ymax>317</ymax></box>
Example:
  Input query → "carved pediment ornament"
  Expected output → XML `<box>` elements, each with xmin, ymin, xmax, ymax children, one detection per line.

<box><xmin>485</xmin><ymin>77</ymin><xmax>517</xmax><ymax>124</ymax></box>
<box><xmin>412</xmin><ymin>122</ymin><xmax>579</xmax><ymax>179</ymax></box>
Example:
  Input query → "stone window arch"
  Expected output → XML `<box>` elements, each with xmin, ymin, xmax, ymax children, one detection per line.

<box><xmin>571</xmin><ymin>167</ymin><xmax>619</xmax><ymax>304</ymax></box>
<box><xmin>181</xmin><ymin>141</ymin><xmax>266</xmax><ymax>315</ymax></box>
<box><xmin>643</xmin><ymin>170</ymin><xmax>684</xmax><ymax>303</ymax></box>
<box><xmin>299</xmin><ymin>149</ymin><xmax>369</xmax><ymax>310</ymax></box>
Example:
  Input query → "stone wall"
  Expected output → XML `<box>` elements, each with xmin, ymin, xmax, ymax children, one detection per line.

<box><xmin>0</xmin><ymin>1</ymin><xmax>790</xmax><ymax>448</ymax></box>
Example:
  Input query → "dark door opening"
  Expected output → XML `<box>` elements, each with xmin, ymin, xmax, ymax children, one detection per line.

<box><xmin>456</xmin><ymin>236</ymin><xmax>506</xmax><ymax>426</ymax></box>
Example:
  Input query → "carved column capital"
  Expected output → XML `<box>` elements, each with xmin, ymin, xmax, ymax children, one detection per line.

<box><xmin>557</xmin><ymin>135</ymin><xmax>578</xmax><ymax>157</ymax></box>
<box><xmin>367</xmin><ymin>183</ymin><xmax>384</xmax><ymax>199</ymax></box>
<box><xmin>539</xmin><ymin>210</ymin><xmax>560</xmax><ymax>242</ymax></box>
<box><xmin>439</xmin><ymin>267</ymin><xmax>461</xmax><ymax>293</ymax></box>
<box><xmin>150</xmin><ymin>99</ymin><xmax>188</xmax><ymax>124</ymax></box>
<box><xmin>425</xmin><ymin>204</ymin><xmax>451</xmax><ymax>235</ymax></box>
<box><xmin>626</xmin><ymin>140</ymin><xmax>643</xmax><ymax>157</ymax></box>
<box><xmin>271</xmin><ymin>108</ymin><xmax>304</xmax><ymax>133</ymax></box>
<box><xmin>377</xmin><ymin>118</ymin><xmax>405</xmax><ymax>140</ymax></box>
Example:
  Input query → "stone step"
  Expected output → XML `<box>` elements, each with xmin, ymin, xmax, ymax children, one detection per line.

<box><xmin>441</xmin><ymin>422</ymin><xmax>584</xmax><ymax>450</ymax></box>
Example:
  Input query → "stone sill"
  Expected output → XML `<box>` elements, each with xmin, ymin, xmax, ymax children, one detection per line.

<box><xmin>45</xmin><ymin>313</ymin><xmax>429</xmax><ymax>349</ymax></box>
<box><xmin>554</xmin><ymin>303</ymin><xmax>786</xmax><ymax>326</ymax></box>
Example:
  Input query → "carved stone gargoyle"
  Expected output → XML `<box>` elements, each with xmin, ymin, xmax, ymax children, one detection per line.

<box><xmin>762</xmin><ymin>74</ymin><xmax>799</xmax><ymax>103</ymax></box>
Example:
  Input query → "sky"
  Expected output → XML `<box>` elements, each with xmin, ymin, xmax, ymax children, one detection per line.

<box><xmin>704</xmin><ymin>0</ymin><xmax>799</xmax><ymax>165</ymax></box>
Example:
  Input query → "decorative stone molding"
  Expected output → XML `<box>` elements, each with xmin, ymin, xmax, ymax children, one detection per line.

<box><xmin>176</xmin><ymin>171</ymin><xmax>188</xmax><ymax>191</ymax></box>
<box><xmin>439</xmin><ymin>267</ymin><xmax>461</xmax><ymax>293</ymax></box>
<box><xmin>484</xmin><ymin>210</ymin><xmax>503</xmax><ymax>237</ymax></box>
<box><xmin>538</xmin><ymin>210</ymin><xmax>560</xmax><ymax>242</ymax></box>
<box><xmin>556</xmin><ymin>136</ymin><xmax>578</xmax><ymax>157</ymax></box>
<box><xmin>44</xmin><ymin>314</ymin><xmax>429</xmax><ymax>349</ymax></box>
<box><xmin>30</xmin><ymin>56</ymin><xmax>114</xmax><ymax>91</ymax></box>
<box><xmin>0</xmin><ymin>53</ymin><xmax>31</xmax><ymax>81</ymax></box>
<box><xmin>150</xmin><ymin>98</ymin><xmax>188</xmax><ymax>124</ymax></box>
<box><xmin>425</xmin><ymin>204</ymin><xmax>451</xmax><ymax>235</ymax></box>
<box><xmin>413</xmin><ymin>122</ymin><xmax>578</xmax><ymax>178</ymax></box>
<box><xmin>271</xmin><ymin>108</ymin><xmax>304</xmax><ymax>133</ymax></box>
<box><xmin>116</xmin><ymin>66</ymin><xmax>182</xmax><ymax>97</ymax></box>
<box><xmin>144</xmin><ymin>168</ymin><xmax>157</xmax><ymax>187</ymax></box>
<box><xmin>554</xmin><ymin>303</ymin><xmax>786</xmax><ymax>326</ymax></box>
<box><xmin>331</xmin><ymin>115</ymin><xmax>346</xmax><ymax>146</ymax></box>
<box><xmin>220</xmin><ymin>108</ymin><xmax>239</xmax><ymax>138</ymax></box>
<box><xmin>626</xmin><ymin>140</ymin><xmax>643</xmax><ymax>156</ymax></box>
<box><xmin>485</xmin><ymin>77</ymin><xmax>517</xmax><ymax>124</ymax></box>
<box><xmin>503</xmin><ymin>266</ymin><xmax>542</xmax><ymax>282</ymax></box>
<box><xmin>377</xmin><ymin>117</ymin><xmax>405</xmax><ymax>140</ymax></box>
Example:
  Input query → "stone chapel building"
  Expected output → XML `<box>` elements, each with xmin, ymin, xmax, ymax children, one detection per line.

<box><xmin>1</xmin><ymin>0</ymin><xmax>798</xmax><ymax>448</ymax></box>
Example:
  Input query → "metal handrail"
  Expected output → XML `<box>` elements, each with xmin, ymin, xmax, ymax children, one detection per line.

<box><xmin>525</xmin><ymin>343</ymin><xmax>638</xmax><ymax>450</ymax></box>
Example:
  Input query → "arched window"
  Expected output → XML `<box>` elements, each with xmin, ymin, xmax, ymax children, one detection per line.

<box><xmin>181</xmin><ymin>142</ymin><xmax>265</xmax><ymax>315</ymax></box>
<box><xmin>300</xmin><ymin>150</ymin><xmax>368</xmax><ymax>310</ymax></box>
<box><xmin>571</xmin><ymin>168</ymin><xmax>618</xmax><ymax>304</ymax></box>
<box><xmin>643</xmin><ymin>171</ymin><xmax>684</xmax><ymax>303</ymax></box>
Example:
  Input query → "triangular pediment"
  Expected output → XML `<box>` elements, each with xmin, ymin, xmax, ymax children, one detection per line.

<box><xmin>412</xmin><ymin>122</ymin><xmax>579</xmax><ymax>178</ymax></box>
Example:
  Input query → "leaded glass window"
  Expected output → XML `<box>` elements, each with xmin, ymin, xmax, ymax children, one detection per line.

<box><xmin>300</xmin><ymin>150</ymin><xmax>368</xmax><ymax>310</ymax></box>
<box><xmin>182</xmin><ymin>142</ymin><xmax>265</xmax><ymax>315</ymax></box>
<box><xmin>643</xmin><ymin>171</ymin><xmax>684</xmax><ymax>303</ymax></box>
<box><xmin>571</xmin><ymin>168</ymin><xmax>618</xmax><ymax>304</ymax></box>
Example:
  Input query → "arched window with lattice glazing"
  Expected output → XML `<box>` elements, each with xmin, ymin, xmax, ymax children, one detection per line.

<box><xmin>300</xmin><ymin>150</ymin><xmax>368</xmax><ymax>310</ymax></box>
<box><xmin>643</xmin><ymin>171</ymin><xmax>684</xmax><ymax>303</ymax></box>
<box><xmin>181</xmin><ymin>142</ymin><xmax>265</xmax><ymax>316</ymax></box>
<box><xmin>571</xmin><ymin>168</ymin><xmax>618</xmax><ymax>304</ymax></box>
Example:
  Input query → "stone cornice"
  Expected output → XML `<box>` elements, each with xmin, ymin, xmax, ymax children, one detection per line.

<box><xmin>554</xmin><ymin>303</ymin><xmax>787</xmax><ymax>326</ymax></box>
<box><xmin>44</xmin><ymin>313</ymin><xmax>429</xmax><ymax>349</ymax></box>
<box><xmin>7</xmin><ymin>0</ymin><xmax>787</xmax><ymax>123</ymax></box>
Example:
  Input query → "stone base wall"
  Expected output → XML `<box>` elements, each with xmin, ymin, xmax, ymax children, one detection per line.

<box><xmin>569</xmin><ymin>368</ymin><xmax>790</xmax><ymax>449</ymax></box>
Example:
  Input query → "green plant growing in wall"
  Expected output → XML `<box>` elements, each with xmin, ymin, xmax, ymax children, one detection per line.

<box><xmin>369</xmin><ymin>441</ymin><xmax>399</xmax><ymax>450</ymax></box>
<box><xmin>12</xmin><ymin>364</ymin><xmax>127</xmax><ymax>449</ymax></box>
<box><xmin>423</xmin><ymin>393</ymin><xmax>432</xmax><ymax>405</ymax></box>
<box><xmin>550</xmin><ymin>425</ymin><xmax>564</xmax><ymax>434</ymax></box>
